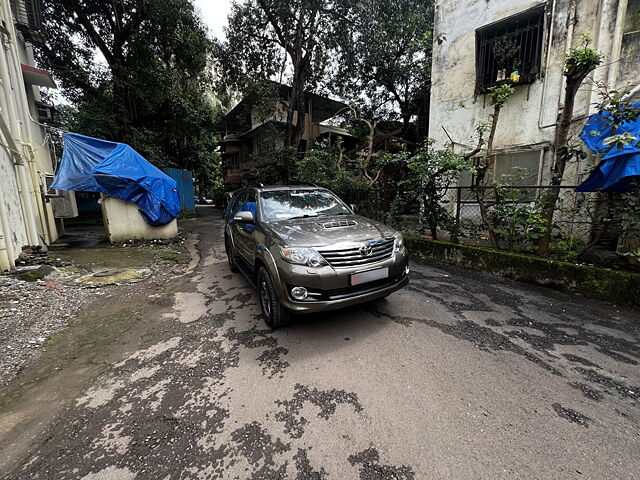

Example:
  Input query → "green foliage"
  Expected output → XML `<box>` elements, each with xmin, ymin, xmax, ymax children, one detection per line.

<box><xmin>37</xmin><ymin>0</ymin><xmax>221</xmax><ymax>192</ymax></box>
<box><xmin>490</xmin><ymin>171</ymin><xmax>548</xmax><ymax>251</ymax></box>
<box><xmin>565</xmin><ymin>34</ymin><xmax>604</xmax><ymax>76</ymax></box>
<box><xmin>601</xmin><ymin>189</ymin><xmax>640</xmax><ymax>229</ymax></box>
<box><xmin>492</xmin><ymin>37</ymin><xmax>520</xmax><ymax>71</ymax></box>
<box><xmin>330</xmin><ymin>0</ymin><xmax>435</xmax><ymax>126</ymax></box>
<box><xmin>219</xmin><ymin>0</ymin><xmax>353</xmax><ymax>146</ymax></box>
<box><xmin>249</xmin><ymin>147</ymin><xmax>300</xmax><ymax>185</ymax></box>
<box><xmin>492</xmin><ymin>203</ymin><xmax>548</xmax><ymax>252</ymax></box>
<box><xmin>487</xmin><ymin>84</ymin><xmax>515</xmax><ymax>108</ymax></box>
<box><xmin>551</xmin><ymin>235</ymin><xmax>585</xmax><ymax>262</ymax></box>
<box><xmin>383</xmin><ymin>195</ymin><xmax>407</xmax><ymax>231</ymax></box>
<box><xmin>405</xmin><ymin>140</ymin><xmax>474</xmax><ymax>238</ymax></box>
<box><xmin>593</xmin><ymin>88</ymin><xmax>640</xmax><ymax>151</ymax></box>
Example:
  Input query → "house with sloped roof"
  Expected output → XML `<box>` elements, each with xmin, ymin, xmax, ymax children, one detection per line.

<box><xmin>217</xmin><ymin>83</ymin><xmax>357</xmax><ymax>187</ymax></box>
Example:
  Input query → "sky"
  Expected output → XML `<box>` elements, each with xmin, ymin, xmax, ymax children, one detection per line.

<box><xmin>193</xmin><ymin>0</ymin><xmax>233</xmax><ymax>40</ymax></box>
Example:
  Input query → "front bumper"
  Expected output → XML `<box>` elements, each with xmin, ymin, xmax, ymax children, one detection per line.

<box><xmin>272</xmin><ymin>250</ymin><xmax>410</xmax><ymax>313</ymax></box>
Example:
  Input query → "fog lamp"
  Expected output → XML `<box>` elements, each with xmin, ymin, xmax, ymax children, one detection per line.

<box><xmin>291</xmin><ymin>286</ymin><xmax>308</xmax><ymax>300</ymax></box>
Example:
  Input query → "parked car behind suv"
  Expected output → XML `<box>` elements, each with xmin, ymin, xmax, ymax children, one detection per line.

<box><xmin>224</xmin><ymin>186</ymin><xmax>409</xmax><ymax>328</ymax></box>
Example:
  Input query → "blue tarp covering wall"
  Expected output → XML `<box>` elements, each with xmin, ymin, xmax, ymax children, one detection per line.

<box><xmin>164</xmin><ymin>168</ymin><xmax>195</xmax><ymax>213</ymax></box>
<box><xmin>51</xmin><ymin>133</ymin><xmax>180</xmax><ymax>226</ymax></box>
<box><xmin>577</xmin><ymin>102</ymin><xmax>640</xmax><ymax>192</ymax></box>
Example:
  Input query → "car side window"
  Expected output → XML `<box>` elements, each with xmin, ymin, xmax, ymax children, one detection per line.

<box><xmin>239</xmin><ymin>190</ymin><xmax>257</xmax><ymax>221</ymax></box>
<box><xmin>230</xmin><ymin>191</ymin><xmax>246</xmax><ymax>217</ymax></box>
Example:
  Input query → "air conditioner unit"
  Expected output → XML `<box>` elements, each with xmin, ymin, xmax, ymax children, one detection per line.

<box><xmin>51</xmin><ymin>190</ymin><xmax>78</xmax><ymax>219</ymax></box>
<box><xmin>40</xmin><ymin>173</ymin><xmax>63</xmax><ymax>198</ymax></box>
<box><xmin>9</xmin><ymin>0</ymin><xmax>44</xmax><ymax>44</ymax></box>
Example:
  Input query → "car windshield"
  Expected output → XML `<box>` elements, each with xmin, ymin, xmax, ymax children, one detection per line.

<box><xmin>261</xmin><ymin>189</ymin><xmax>351</xmax><ymax>222</ymax></box>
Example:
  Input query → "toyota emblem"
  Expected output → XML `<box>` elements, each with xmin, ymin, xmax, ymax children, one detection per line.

<box><xmin>359</xmin><ymin>243</ymin><xmax>373</xmax><ymax>256</ymax></box>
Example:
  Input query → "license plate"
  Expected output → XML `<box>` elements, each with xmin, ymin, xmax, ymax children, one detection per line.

<box><xmin>350</xmin><ymin>267</ymin><xmax>389</xmax><ymax>286</ymax></box>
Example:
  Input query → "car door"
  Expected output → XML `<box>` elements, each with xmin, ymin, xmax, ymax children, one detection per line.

<box><xmin>231</xmin><ymin>189</ymin><xmax>258</xmax><ymax>265</ymax></box>
<box><xmin>228</xmin><ymin>189</ymin><xmax>246</xmax><ymax>256</ymax></box>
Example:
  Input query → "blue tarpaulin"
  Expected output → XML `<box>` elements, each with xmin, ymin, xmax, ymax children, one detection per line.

<box><xmin>51</xmin><ymin>133</ymin><xmax>180</xmax><ymax>226</ymax></box>
<box><xmin>577</xmin><ymin>102</ymin><xmax>640</xmax><ymax>192</ymax></box>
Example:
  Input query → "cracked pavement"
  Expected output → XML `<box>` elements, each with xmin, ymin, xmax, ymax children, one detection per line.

<box><xmin>1</xmin><ymin>207</ymin><xmax>639</xmax><ymax>479</ymax></box>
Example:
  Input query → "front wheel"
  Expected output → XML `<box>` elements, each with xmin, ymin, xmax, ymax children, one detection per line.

<box><xmin>258</xmin><ymin>267</ymin><xmax>290</xmax><ymax>329</ymax></box>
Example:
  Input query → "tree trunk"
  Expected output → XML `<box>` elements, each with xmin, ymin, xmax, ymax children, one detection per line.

<box><xmin>537</xmin><ymin>75</ymin><xmax>583</xmax><ymax>256</ymax></box>
<box><xmin>112</xmin><ymin>63</ymin><xmax>130</xmax><ymax>141</ymax></box>
<box><xmin>475</xmin><ymin>104</ymin><xmax>501</xmax><ymax>249</ymax></box>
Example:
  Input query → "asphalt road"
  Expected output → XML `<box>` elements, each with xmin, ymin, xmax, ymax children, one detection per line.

<box><xmin>1</xmin><ymin>207</ymin><xmax>639</xmax><ymax>479</ymax></box>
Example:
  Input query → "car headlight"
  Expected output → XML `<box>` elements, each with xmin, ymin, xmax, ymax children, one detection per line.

<box><xmin>394</xmin><ymin>233</ymin><xmax>404</xmax><ymax>252</ymax></box>
<box><xmin>280</xmin><ymin>246</ymin><xmax>328</xmax><ymax>267</ymax></box>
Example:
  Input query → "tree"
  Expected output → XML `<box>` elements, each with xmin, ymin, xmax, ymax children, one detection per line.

<box><xmin>537</xmin><ymin>34</ymin><xmax>603</xmax><ymax>255</ymax></box>
<box><xmin>406</xmin><ymin>140</ymin><xmax>472</xmax><ymax>239</ymax></box>
<box><xmin>331</xmin><ymin>0</ymin><xmax>435</xmax><ymax>135</ymax></box>
<box><xmin>38</xmin><ymin>0</ymin><xmax>148</xmax><ymax>139</ymax></box>
<box><xmin>37</xmin><ymin>0</ymin><xmax>221</xmax><ymax>191</ymax></box>
<box><xmin>220</xmin><ymin>0</ymin><xmax>350</xmax><ymax>149</ymax></box>
<box><xmin>460</xmin><ymin>84</ymin><xmax>515</xmax><ymax>248</ymax></box>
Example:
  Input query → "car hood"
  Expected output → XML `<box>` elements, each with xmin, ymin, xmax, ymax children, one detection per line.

<box><xmin>264</xmin><ymin>214</ymin><xmax>397</xmax><ymax>247</ymax></box>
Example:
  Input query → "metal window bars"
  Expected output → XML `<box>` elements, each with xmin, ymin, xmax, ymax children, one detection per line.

<box><xmin>476</xmin><ymin>6</ymin><xmax>545</xmax><ymax>92</ymax></box>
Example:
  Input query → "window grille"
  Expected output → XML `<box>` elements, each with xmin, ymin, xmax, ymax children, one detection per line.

<box><xmin>226</xmin><ymin>152</ymin><xmax>240</xmax><ymax>168</ymax></box>
<box><xmin>476</xmin><ymin>6</ymin><xmax>545</xmax><ymax>92</ymax></box>
<box><xmin>9</xmin><ymin>0</ymin><xmax>44</xmax><ymax>44</ymax></box>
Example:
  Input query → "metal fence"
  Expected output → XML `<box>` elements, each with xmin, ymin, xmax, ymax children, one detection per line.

<box><xmin>164</xmin><ymin>168</ymin><xmax>195</xmax><ymax>213</ymax></box>
<box><xmin>351</xmin><ymin>184</ymin><xmax>636</xmax><ymax>259</ymax></box>
<box><xmin>451</xmin><ymin>185</ymin><xmax>596</xmax><ymax>245</ymax></box>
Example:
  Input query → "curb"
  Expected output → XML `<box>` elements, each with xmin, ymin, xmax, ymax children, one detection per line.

<box><xmin>404</xmin><ymin>236</ymin><xmax>640</xmax><ymax>309</ymax></box>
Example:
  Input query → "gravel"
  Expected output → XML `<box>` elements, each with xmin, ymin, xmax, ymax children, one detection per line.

<box><xmin>0</xmin><ymin>276</ymin><xmax>97</xmax><ymax>385</ymax></box>
<box><xmin>0</xmin><ymin>239</ymin><xmax>192</xmax><ymax>387</ymax></box>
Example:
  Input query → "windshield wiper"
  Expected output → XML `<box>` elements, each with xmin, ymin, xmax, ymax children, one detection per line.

<box><xmin>285</xmin><ymin>214</ymin><xmax>318</xmax><ymax>220</ymax></box>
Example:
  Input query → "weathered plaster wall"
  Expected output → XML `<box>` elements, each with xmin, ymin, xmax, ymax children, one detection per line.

<box><xmin>429</xmin><ymin>0</ymin><xmax>639</xmax><ymax>241</ymax></box>
<box><xmin>0</xmin><ymin>0</ymin><xmax>61</xmax><ymax>269</ymax></box>
<box><xmin>429</xmin><ymin>0</ymin><xmax>630</xmax><ymax>165</ymax></box>
<box><xmin>0</xmin><ymin>151</ymin><xmax>30</xmax><ymax>261</ymax></box>
<box><xmin>431</xmin><ymin>0</ymin><xmax>559</xmax><ymax>154</ymax></box>
<box><xmin>101</xmin><ymin>196</ymin><xmax>178</xmax><ymax>243</ymax></box>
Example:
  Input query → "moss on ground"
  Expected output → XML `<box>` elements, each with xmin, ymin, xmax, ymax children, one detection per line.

<box><xmin>155</xmin><ymin>249</ymin><xmax>191</xmax><ymax>264</ymax></box>
<box><xmin>404</xmin><ymin>236</ymin><xmax>640</xmax><ymax>308</ymax></box>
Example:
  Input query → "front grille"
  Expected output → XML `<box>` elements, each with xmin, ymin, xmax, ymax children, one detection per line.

<box><xmin>318</xmin><ymin>238</ymin><xmax>395</xmax><ymax>267</ymax></box>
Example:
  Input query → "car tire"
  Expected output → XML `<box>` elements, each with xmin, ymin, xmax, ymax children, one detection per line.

<box><xmin>258</xmin><ymin>267</ymin><xmax>290</xmax><ymax>329</ymax></box>
<box><xmin>225</xmin><ymin>237</ymin><xmax>240</xmax><ymax>273</ymax></box>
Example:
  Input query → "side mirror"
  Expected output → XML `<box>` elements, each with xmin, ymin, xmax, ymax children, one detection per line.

<box><xmin>233</xmin><ymin>211</ymin><xmax>255</xmax><ymax>223</ymax></box>
<box><xmin>350</xmin><ymin>204</ymin><xmax>358</xmax><ymax>213</ymax></box>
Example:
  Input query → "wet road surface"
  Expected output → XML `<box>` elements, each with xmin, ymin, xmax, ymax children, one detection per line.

<box><xmin>1</xmin><ymin>207</ymin><xmax>639</xmax><ymax>479</ymax></box>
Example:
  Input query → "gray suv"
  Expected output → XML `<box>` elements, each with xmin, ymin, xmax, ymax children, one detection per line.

<box><xmin>224</xmin><ymin>186</ymin><xmax>409</xmax><ymax>328</ymax></box>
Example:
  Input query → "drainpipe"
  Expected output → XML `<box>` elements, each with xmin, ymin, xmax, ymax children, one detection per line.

<box><xmin>20</xmin><ymin>42</ymin><xmax>53</xmax><ymax>244</ymax></box>
<box><xmin>537</xmin><ymin>0</ymin><xmax>557</xmax><ymax>130</ymax></box>
<box><xmin>0</xmin><ymin>25</ymin><xmax>40</xmax><ymax>247</ymax></box>
<box><xmin>623</xmin><ymin>83</ymin><xmax>640</xmax><ymax>100</ymax></box>
<box><xmin>538</xmin><ymin>0</ymin><xmax>578</xmax><ymax>130</ymax></box>
<box><xmin>608</xmin><ymin>0</ymin><xmax>629</xmax><ymax>88</ymax></box>
<box><xmin>3</xmin><ymin>25</ymin><xmax>47</xmax><ymax>240</ymax></box>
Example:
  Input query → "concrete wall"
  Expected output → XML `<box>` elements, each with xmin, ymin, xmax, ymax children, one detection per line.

<box><xmin>101</xmin><ymin>196</ymin><xmax>178</xmax><ymax>243</ymax></box>
<box><xmin>430</xmin><ymin>0</ymin><xmax>638</xmax><ymax>168</ymax></box>
<box><xmin>0</xmin><ymin>0</ymin><xmax>62</xmax><ymax>270</ymax></box>
<box><xmin>429</xmin><ymin>0</ymin><xmax>640</xmax><ymax>240</ymax></box>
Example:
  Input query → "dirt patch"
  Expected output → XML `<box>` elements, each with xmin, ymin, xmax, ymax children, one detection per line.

<box><xmin>0</xmin><ymin>232</ymin><xmax>192</xmax><ymax>388</ymax></box>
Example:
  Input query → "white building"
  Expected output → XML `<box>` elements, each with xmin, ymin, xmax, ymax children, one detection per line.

<box><xmin>429</xmin><ymin>0</ymin><xmax>639</xmax><ymax>235</ymax></box>
<box><xmin>0</xmin><ymin>0</ymin><xmax>75</xmax><ymax>271</ymax></box>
